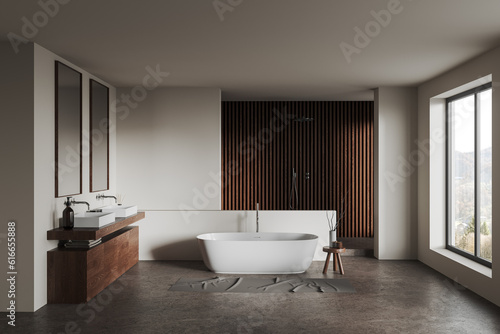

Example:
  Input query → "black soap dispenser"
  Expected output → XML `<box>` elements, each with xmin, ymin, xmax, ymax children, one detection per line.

<box><xmin>62</xmin><ymin>197</ymin><xmax>74</xmax><ymax>230</ymax></box>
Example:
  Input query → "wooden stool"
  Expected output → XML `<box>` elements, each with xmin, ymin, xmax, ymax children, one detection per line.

<box><xmin>322</xmin><ymin>246</ymin><xmax>346</xmax><ymax>275</ymax></box>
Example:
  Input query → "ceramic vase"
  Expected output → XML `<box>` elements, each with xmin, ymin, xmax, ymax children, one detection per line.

<box><xmin>329</xmin><ymin>230</ymin><xmax>337</xmax><ymax>247</ymax></box>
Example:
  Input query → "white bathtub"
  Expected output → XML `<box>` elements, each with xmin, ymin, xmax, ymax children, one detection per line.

<box><xmin>197</xmin><ymin>232</ymin><xmax>318</xmax><ymax>274</ymax></box>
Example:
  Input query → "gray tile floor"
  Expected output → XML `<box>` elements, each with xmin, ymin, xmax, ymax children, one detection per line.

<box><xmin>2</xmin><ymin>258</ymin><xmax>500</xmax><ymax>333</ymax></box>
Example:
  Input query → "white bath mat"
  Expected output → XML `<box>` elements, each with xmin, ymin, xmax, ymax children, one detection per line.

<box><xmin>169</xmin><ymin>277</ymin><xmax>355</xmax><ymax>293</ymax></box>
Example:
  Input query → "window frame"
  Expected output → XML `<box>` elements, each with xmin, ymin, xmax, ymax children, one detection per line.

<box><xmin>446</xmin><ymin>82</ymin><xmax>492</xmax><ymax>268</ymax></box>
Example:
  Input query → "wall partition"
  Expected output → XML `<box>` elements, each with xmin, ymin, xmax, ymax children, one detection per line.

<box><xmin>221</xmin><ymin>101</ymin><xmax>374</xmax><ymax>238</ymax></box>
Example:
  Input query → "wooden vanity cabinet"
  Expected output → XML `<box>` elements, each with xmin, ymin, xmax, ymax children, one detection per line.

<box><xmin>47</xmin><ymin>212</ymin><xmax>145</xmax><ymax>303</ymax></box>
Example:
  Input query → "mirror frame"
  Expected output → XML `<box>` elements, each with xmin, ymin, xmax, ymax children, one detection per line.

<box><xmin>89</xmin><ymin>79</ymin><xmax>110</xmax><ymax>192</ymax></box>
<box><xmin>55</xmin><ymin>61</ymin><xmax>82</xmax><ymax>198</ymax></box>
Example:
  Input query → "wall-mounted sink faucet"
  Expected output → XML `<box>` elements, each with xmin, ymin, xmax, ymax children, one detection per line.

<box><xmin>96</xmin><ymin>194</ymin><xmax>117</xmax><ymax>203</ymax></box>
<box><xmin>70</xmin><ymin>199</ymin><xmax>90</xmax><ymax>211</ymax></box>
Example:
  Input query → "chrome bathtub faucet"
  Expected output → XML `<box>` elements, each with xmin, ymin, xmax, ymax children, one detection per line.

<box><xmin>256</xmin><ymin>203</ymin><xmax>259</xmax><ymax>233</ymax></box>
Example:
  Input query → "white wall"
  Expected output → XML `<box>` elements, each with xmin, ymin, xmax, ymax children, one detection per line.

<box><xmin>418</xmin><ymin>46</ymin><xmax>500</xmax><ymax>307</ymax></box>
<box><xmin>0</xmin><ymin>42</ymin><xmax>35</xmax><ymax>312</ymax></box>
<box><xmin>133</xmin><ymin>210</ymin><xmax>329</xmax><ymax>261</ymax></box>
<box><xmin>374</xmin><ymin>87</ymin><xmax>418</xmax><ymax>260</ymax></box>
<box><xmin>0</xmin><ymin>42</ymin><xmax>116</xmax><ymax>312</ymax></box>
<box><xmin>116</xmin><ymin>87</ymin><xmax>221</xmax><ymax>210</ymax></box>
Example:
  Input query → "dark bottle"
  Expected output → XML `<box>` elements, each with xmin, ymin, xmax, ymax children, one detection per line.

<box><xmin>62</xmin><ymin>197</ymin><xmax>74</xmax><ymax>230</ymax></box>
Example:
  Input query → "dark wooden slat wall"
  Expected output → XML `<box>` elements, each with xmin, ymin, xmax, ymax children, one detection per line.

<box><xmin>221</xmin><ymin>101</ymin><xmax>374</xmax><ymax>238</ymax></box>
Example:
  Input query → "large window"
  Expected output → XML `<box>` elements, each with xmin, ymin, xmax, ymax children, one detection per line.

<box><xmin>447</xmin><ymin>83</ymin><xmax>492</xmax><ymax>267</ymax></box>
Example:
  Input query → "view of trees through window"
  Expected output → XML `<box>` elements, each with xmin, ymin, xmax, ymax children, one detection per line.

<box><xmin>448</xmin><ymin>87</ymin><xmax>492</xmax><ymax>264</ymax></box>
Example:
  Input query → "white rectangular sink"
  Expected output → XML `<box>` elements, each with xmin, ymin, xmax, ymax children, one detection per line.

<box><xmin>100</xmin><ymin>205</ymin><xmax>138</xmax><ymax>218</ymax></box>
<box><xmin>74</xmin><ymin>212</ymin><xmax>116</xmax><ymax>228</ymax></box>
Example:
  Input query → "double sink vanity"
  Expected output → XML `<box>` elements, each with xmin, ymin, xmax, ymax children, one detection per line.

<box><xmin>47</xmin><ymin>204</ymin><xmax>145</xmax><ymax>304</ymax></box>
<box><xmin>74</xmin><ymin>205</ymin><xmax>139</xmax><ymax>228</ymax></box>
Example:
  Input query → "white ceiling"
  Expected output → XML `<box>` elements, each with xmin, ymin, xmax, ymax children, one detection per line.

<box><xmin>2</xmin><ymin>0</ymin><xmax>500</xmax><ymax>100</ymax></box>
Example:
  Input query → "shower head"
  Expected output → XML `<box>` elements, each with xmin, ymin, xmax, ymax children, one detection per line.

<box><xmin>293</xmin><ymin>116</ymin><xmax>314</xmax><ymax>122</ymax></box>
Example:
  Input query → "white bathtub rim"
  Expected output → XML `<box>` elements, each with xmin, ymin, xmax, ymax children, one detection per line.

<box><xmin>197</xmin><ymin>232</ymin><xmax>319</xmax><ymax>241</ymax></box>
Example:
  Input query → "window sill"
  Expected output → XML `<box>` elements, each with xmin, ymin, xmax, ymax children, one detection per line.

<box><xmin>431</xmin><ymin>248</ymin><xmax>492</xmax><ymax>278</ymax></box>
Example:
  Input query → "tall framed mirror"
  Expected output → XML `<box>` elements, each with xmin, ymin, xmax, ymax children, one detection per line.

<box><xmin>89</xmin><ymin>79</ymin><xmax>109</xmax><ymax>192</ymax></box>
<box><xmin>55</xmin><ymin>61</ymin><xmax>82</xmax><ymax>198</ymax></box>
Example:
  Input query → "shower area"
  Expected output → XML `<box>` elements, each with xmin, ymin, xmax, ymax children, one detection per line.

<box><xmin>221</xmin><ymin>101</ymin><xmax>374</xmax><ymax>238</ymax></box>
